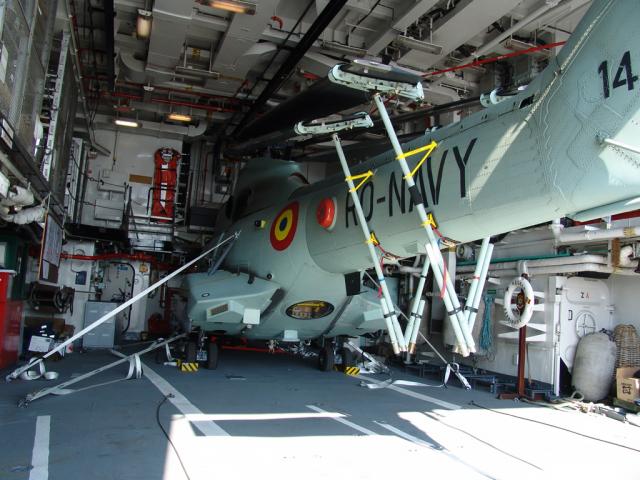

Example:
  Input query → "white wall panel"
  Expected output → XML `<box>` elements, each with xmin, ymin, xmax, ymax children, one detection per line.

<box><xmin>609</xmin><ymin>274</ymin><xmax>640</xmax><ymax>332</ymax></box>
<box><xmin>80</xmin><ymin>129</ymin><xmax>182</xmax><ymax>228</ymax></box>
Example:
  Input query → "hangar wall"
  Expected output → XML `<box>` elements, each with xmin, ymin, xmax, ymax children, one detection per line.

<box><xmin>79</xmin><ymin>129</ymin><xmax>183</xmax><ymax>229</ymax></box>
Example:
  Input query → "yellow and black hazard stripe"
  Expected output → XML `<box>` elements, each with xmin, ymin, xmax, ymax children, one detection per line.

<box><xmin>344</xmin><ymin>366</ymin><xmax>360</xmax><ymax>376</ymax></box>
<box><xmin>177</xmin><ymin>360</ymin><xmax>199</xmax><ymax>372</ymax></box>
<box><xmin>334</xmin><ymin>365</ymin><xmax>360</xmax><ymax>376</ymax></box>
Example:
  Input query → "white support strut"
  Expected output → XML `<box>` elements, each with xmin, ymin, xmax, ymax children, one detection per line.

<box><xmin>463</xmin><ymin>237</ymin><xmax>490</xmax><ymax>328</ymax></box>
<box><xmin>403</xmin><ymin>257</ymin><xmax>431</xmax><ymax>354</ymax></box>
<box><xmin>373</xmin><ymin>93</ymin><xmax>475</xmax><ymax>356</ymax></box>
<box><xmin>332</xmin><ymin>133</ymin><xmax>407</xmax><ymax>353</ymax></box>
<box><xmin>409</xmin><ymin>299</ymin><xmax>427</xmax><ymax>353</ymax></box>
<box><xmin>7</xmin><ymin>233</ymin><xmax>240</xmax><ymax>382</ymax></box>
<box><xmin>600</xmin><ymin>136</ymin><xmax>640</xmax><ymax>155</ymax></box>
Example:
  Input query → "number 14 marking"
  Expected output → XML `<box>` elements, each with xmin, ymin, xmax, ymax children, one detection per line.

<box><xmin>598</xmin><ymin>51</ymin><xmax>637</xmax><ymax>98</ymax></box>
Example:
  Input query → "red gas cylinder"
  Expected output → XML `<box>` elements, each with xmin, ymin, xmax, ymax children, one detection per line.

<box><xmin>0</xmin><ymin>270</ymin><xmax>21</xmax><ymax>369</ymax></box>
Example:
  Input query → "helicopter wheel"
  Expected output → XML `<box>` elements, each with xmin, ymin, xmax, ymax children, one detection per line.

<box><xmin>318</xmin><ymin>345</ymin><xmax>335</xmax><ymax>372</ymax></box>
<box><xmin>185</xmin><ymin>340</ymin><xmax>198</xmax><ymax>363</ymax></box>
<box><xmin>206</xmin><ymin>341</ymin><xmax>219</xmax><ymax>370</ymax></box>
<box><xmin>341</xmin><ymin>347</ymin><xmax>355</xmax><ymax>367</ymax></box>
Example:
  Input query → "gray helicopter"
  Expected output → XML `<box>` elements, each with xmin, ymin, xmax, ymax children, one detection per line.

<box><xmin>184</xmin><ymin>0</ymin><xmax>640</xmax><ymax>369</ymax></box>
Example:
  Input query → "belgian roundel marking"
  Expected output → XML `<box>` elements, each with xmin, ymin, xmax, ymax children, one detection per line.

<box><xmin>270</xmin><ymin>202</ymin><xmax>299</xmax><ymax>251</ymax></box>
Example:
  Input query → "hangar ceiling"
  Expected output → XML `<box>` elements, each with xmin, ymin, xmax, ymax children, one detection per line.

<box><xmin>66</xmin><ymin>0</ymin><xmax>591</xmax><ymax>142</ymax></box>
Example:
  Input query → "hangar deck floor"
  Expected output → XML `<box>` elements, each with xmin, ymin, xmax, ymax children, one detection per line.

<box><xmin>1</xmin><ymin>348</ymin><xmax>639</xmax><ymax>480</ymax></box>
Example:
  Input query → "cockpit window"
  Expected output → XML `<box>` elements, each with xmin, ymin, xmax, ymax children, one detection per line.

<box><xmin>232</xmin><ymin>188</ymin><xmax>252</xmax><ymax>221</ymax></box>
<box><xmin>224</xmin><ymin>197</ymin><xmax>234</xmax><ymax>219</ymax></box>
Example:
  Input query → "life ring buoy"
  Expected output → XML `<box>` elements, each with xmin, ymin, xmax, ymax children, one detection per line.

<box><xmin>503</xmin><ymin>276</ymin><xmax>534</xmax><ymax>328</ymax></box>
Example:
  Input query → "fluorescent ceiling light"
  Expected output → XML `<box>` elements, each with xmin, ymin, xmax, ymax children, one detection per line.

<box><xmin>114</xmin><ymin>119</ymin><xmax>139</xmax><ymax>128</ymax></box>
<box><xmin>136</xmin><ymin>9</ymin><xmax>152</xmax><ymax>39</ymax></box>
<box><xmin>322</xmin><ymin>41</ymin><xmax>366</xmax><ymax>58</ymax></box>
<box><xmin>394</xmin><ymin>35</ymin><xmax>443</xmax><ymax>55</ymax></box>
<box><xmin>167</xmin><ymin>113</ymin><xmax>192</xmax><ymax>122</ymax></box>
<box><xmin>209</xmin><ymin>0</ymin><xmax>256</xmax><ymax>15</ymax></box>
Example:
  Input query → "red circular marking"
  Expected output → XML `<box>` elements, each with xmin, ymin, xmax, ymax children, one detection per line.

<box><xmin>270</xmin><ymin>202</ymin><xmax>299</xmax><ymax>251</ymax></box>
<box><xmin>316</xmin><ymin>198</ymin><xmax>335</xmax><ymax>229</ymax></box>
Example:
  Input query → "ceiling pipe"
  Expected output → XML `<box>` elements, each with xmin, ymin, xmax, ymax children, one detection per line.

<box><xmin>103</xmin><ymin>0</ymin><xmax>115</xmax><ymax>91</ymax></box>
<box><xmin>107</xmin><ymin>91</ymin><xmax>238</xmax><ymax>113</ymax></box>
<box><xmin>458</xmin><ymin>254</ymin><xmax>610</xmax><ymax>272</ymax></box>
<box><xmin>458</xmin><ymin>0</ymin><xmax>561</xmax><ymax>66</ymax></box>
<box><xmin>83</xmin><ymin>75</ymin><xmax>247</xmax><ymax>104</ymax></box>
<box><xmin>65</xmin><ymin>0</ymin><xmax>111</xmax><ymax>155</ymax></box>
<box><xmin>530</xmin><ymin>0</ymin><xmax>592</xmax><ymax>31</ymax></box>
<box><xmin>551</xmin><ymin>223</ymin><xmax>640</xmax><ymax>244</ymax></box>
<box><xmin>61</xmin><ymin>252</ymin><xmax>175</xmax><ymax>269</ymax></box>
<box><xmin>462</xmin><ymin>264</ymin><xmax>637</xmax><ymax>278</ymax></box>
<box><xmin>119</xmin><ymin>51</ymin><xmax>256</xmax><ymax>100</ymax></box>
<box><xmin>424</xmin><ymin>40</ymin><xmax>566</xmax><ymax>77</ymax></box>
<box><xmin>456</xmin><ymin>254</ymin><xmax>638</xmax><ymax>277</ymax></box>
<box><xmin>120</xmin><ymin>81</ymin><xmax>244</xmax><ymax>104</ymax></box>
<box><xmin>232</xmin><ymin>0</ymin><xmax>348</xmax><ymax>140</ymax></box>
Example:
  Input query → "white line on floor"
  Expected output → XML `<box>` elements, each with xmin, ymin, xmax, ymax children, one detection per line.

<box><xmin>182</xmin><ymin>412</ymin><xmax>347</xmax><ymax>421</ymax></box>
<box><xmin>141</xmin><ymin>360</ymin><xmax>230</xmax><ymax>437</ymax></box>
<box><xmin>110</xmin><ymin>350</ymin><xmax>229</xmax><ymax>437</ymax></box>
<box><xmin>306</xmin><ymin>405</ymin><xmax>377</xmax><ymax>435</ymax></box>
<box><xmin>375</xmin><ymin>418</ymin><xmax>496</xmax><ymax>479</ymax></box>
<box><xmin>29</xmin><ymin>415</ymin><xmax>50</xmax><ymax>480</ymax></box>
<box><xmin>373</xmin><ymin>421</ymin><xmax>436</xmax><ymax>448</ymax></box>
<box><xmin>307</xmin><ymin>407</ymin><xmax>492</xmax><ymax>479</ymax></box>
<box><xmin>356</xmin><ymin>376</ymin><xmax>461</xmax><ymax>410</ymax></box>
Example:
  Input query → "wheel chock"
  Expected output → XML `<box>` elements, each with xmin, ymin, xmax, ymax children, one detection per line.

<box><xmin>334</xmin><ymin>365</ymin><xmax>360</xmax><ymax>376</ymax></box>
<box><xmin>177</xmin><ymin>360</ymin><xmax>199</xmax><ymax>372</ymax></box>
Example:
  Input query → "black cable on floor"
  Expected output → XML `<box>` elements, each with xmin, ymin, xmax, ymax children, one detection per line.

<box><xmin>423</xmin><ymin>412</ymin><xmax>542</xmax><ymax>470</ymax></box>
<box><xmin>156</xmin><ymin>394</ymin><xmax>192</xmax><ymax>480</ymax></box>
<box><xmin>469</xmin><ymin>401</ymin><xmax>640</xmax><ymax>454</ymax></box>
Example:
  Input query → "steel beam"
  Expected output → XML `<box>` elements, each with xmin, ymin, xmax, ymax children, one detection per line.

<box><xmin>366</xmin><ymin>0</ymin><xmax>440</xmax><ymax>55</ymax></box>
<box><xmin>104</xmin><ymin>0</ymin><xmax>116</xmax><ymax>91</ymax></box>
<box><xmin>233</xmin><ymin>0</ymin><xmax>348</xmax><ymax>139</ymax></box>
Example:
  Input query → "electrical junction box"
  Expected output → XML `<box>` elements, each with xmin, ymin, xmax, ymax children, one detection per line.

<box><xmin>98</xmin><ymin>169</ymin><xmax>126</xmax><ymax>193</ymax></box>
<box><xmin>83</xmin><ymin>301</ymin><xmax>118</xmax><ymax>348</ymax></box>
